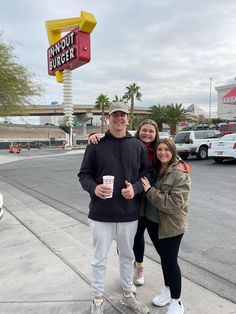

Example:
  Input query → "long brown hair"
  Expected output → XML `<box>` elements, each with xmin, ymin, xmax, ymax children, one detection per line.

<box><xmin>134</xmin><ymin>119</ymin><xmax>159</xmax><ymax>148</ymax></box>
<box><xmin>154</xmin><ymin>138</ymin><xmax>177</xmax><ymax>174</ymax></box>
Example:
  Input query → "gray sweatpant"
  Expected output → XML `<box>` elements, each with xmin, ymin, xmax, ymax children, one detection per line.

<box><xmin>89</xmin><ymin>219</ymin><xmax>138</xmax><ymax>297</ymax></box>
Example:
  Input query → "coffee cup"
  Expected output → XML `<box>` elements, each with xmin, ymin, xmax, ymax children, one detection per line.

<box><xmin>102</xmin><ymin>175</ymin><xmax>114</xmax><ymax>198</ymax></box>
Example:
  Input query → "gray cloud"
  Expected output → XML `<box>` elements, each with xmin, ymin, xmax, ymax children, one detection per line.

<box><xmin>1</xmin><ymin>0</ymin><xmax>236</xmax><ymax>113</ymax></box>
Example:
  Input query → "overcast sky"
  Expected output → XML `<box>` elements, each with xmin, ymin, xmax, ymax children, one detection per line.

<box><xmin>1</xmin><ymin>0</ymin><xmax>236</xmax><ymax>116</ymax></box>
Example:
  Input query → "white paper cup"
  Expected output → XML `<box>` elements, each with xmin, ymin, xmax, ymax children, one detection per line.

<box><xmin>102</xmin><ymin>175</ymin><xmax>114</xmax><ymax>198</ymax></box>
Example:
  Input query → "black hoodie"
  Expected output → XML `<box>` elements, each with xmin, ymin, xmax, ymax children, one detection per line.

<box><xmin>78</xmin><ymin>131</ymin><xmax>151</xmax><ymax>222</ymax></box>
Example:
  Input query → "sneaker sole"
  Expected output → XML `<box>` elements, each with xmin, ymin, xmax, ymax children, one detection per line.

<box><xmin>120</xmin><ymin>299</ymin><xmax>150</xmax><ymax>314</ymax></box>
<box><xmin>152</xmin><ymin>299</ymin><xmax>170</xmax><ymax>307</ymax></box>
<box><xmin>133</xmin><ymin>280</ymin><xmax>144</xmax><ymax>286</ymax></box>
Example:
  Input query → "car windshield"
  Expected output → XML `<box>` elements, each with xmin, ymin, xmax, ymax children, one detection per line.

<box><xmin>221</xmin><ymin>134</ymin><xmax>236</xmax><ymax>141</ymax></box>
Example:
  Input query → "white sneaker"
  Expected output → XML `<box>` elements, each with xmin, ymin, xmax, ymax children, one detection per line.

<box><xmin>152</xmin><ymin>287</ymin><xmax>171</xmax><ymax>306</ymax></box>
<box><xmin>133</xmin><ymin>264</ymin><xmax>144</xmax><ymax>286</ymax></box>
<box><xmin>121</xmin><ymin>293</ymin><xmax>150</xmax><ymax>314</ymax></box>
<box><xmin>167</xmin><ymin>299</ymin><xmax>184</xmax><ymax>314</ymax></box>
<box><xmin>91</xmin><ymin>300</ymin><xmax>104</xmax><ymax>314</ymax></box>
<box><xmin>131</xmin><ymin>283</ymin><xmax>137</xmax><ymax>295</ymax></box>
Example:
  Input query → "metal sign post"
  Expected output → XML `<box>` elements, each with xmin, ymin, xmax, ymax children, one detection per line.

<box><xmin>63</xmin><ymin>69</ymin><xmax>73</xmax><ymax>146</ymax></box>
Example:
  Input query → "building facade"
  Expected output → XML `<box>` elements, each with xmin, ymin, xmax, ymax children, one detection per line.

<box><xmin>215</xmin><ymin>82</ymin><xmax>236</xmax><ymax>120</ymax></box>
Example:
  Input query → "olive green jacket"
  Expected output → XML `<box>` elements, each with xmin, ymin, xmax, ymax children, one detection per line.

<box><xmin>145</xmin><ymin>160</ymin><xmax>191</xmax><ymax>239</ymax></box>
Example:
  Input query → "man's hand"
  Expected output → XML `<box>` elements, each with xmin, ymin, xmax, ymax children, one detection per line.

<box><xmin>121</xmin><ymin>180</ymin><xmax>134</xmax><ymax>199</ymax></box>
<box><xmin>95</xmin><ymin>184</ymin><xmax>113</xmax><ymax>199</ymax></box>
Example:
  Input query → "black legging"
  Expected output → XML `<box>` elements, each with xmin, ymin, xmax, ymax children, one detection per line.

<box><xmin>133</xmin><ymin>216</ymin><xmax>147</xmax><ymax>263</ymax></box>
<box><xmin>133</xmin><ymin>216</ymin><xmax>183</xmax><ymax>299</ymax></box>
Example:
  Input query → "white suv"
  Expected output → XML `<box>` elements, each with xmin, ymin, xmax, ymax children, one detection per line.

<box><xmin>174</xmin><ymin>130</ymin><xmax>223</xmax><ymax>160</ymax></box>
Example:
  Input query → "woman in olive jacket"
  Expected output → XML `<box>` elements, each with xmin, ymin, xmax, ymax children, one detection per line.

<box><xmin>141</xmin><ymin>138</ymin><xmax>191</xmax><ymax>314</ymax></box>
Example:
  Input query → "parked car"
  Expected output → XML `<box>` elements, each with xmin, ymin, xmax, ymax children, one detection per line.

<box><xmin>128</xmin><ymin>130</ymin><xmax>137</xmax><ymax>136</ymax></box>
<box><xmin>174</xmin><ymin>130</ymin><xmax>223</xmax><ymax>160</ymax></box>
<box><xmin>208</xmin><ymin>133</ymin><xmax>236</xmax><ymax>163</ymax></box>
<box><xmin>218</xmin><ymin>122</ymin><xmax>236</xmax><ymax>135</ymax></box>
<box><xmin>0</xmin><ymin>193</ymin><xmax>3</xmax><ymax>220</ymax></box>
<box><xmin>159</xmin><ymin>131</ymin><xmax>170</xmax><ymax>139</ymax></box>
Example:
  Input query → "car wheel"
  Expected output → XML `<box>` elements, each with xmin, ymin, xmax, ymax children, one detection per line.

<box><xmin>179</xmin><ymin>153</ymin><xmax>189</xmax><ymax>160</ymax></box>
<box><xmin>197</xmin><ymin>146</ymin><xmax>208</xmax><ymax>160</ymax></box>
<box><xmin>213</xmin><ymin>158</ymin><xmax>223</xmax><ymax>164</ymax></box>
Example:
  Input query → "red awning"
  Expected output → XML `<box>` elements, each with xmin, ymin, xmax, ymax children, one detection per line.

<box><xmin>222</xmin><ymin>87</ymin><xmax>236</xmax><ymax>104</ymax></box>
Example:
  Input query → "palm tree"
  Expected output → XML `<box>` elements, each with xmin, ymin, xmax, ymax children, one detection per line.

<box><xmin>94</xmin><ymin>94</ymin><xmax>110</xmax><ymax>133</ymax></box>
<box><xmin>124</xmin><ymin>83</ymin><xmax>142</xmax><ymax>129</ymax></box>
<box><xmin>165</xmin><ymin>103</ymin><xmax>191</xmax><ymax>135</ymax></box>
<box><xmin>148</xmin><ymin>104</ymin><xmax>167</xmax><ymax>131</ymax></box>
<box><xmin>112</xmin><ymin>95</ymin><xmax>127</xmax><ymax>103</ymax></box>
<box><xmin>131</xmin><ymin>115</ymin><xmax>146</xmax><ymax>130</ymax></box>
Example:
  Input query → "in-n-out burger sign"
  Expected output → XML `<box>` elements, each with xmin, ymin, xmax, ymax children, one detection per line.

<box><xmin>47</xmin><ymin>26</ymin><xmax>90</xmax><ymax>76</ymax></box>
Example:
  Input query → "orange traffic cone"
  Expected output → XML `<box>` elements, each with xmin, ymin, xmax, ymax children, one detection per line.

<box><xmin>9</xmin><ymin>144</ymin><xmax>14</xmax><ymax>153</ymax></box>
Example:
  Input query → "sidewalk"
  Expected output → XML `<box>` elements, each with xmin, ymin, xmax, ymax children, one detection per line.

<box><xmin>0</xmin><ymin>155</ymin><xmax>235</xmax><ymax>313</ymax></box>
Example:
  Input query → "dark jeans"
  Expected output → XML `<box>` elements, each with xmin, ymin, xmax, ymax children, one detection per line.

<box><xmin>133</xmin><ymin>216</ymin><xmax>183</xmax><ymax>299</ymax></box>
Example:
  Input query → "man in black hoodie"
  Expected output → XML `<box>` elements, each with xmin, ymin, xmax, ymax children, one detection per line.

<box><xmin>78</xmin><ymin>102</ymin><xmax>150</xmax><ymax>314</ymax></box>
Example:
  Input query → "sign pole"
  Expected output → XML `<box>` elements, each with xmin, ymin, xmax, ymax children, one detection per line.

<box><xmin>63</xmin><ymin>69</ymin><xmax>73</xmax><ymax>147</ymax></box>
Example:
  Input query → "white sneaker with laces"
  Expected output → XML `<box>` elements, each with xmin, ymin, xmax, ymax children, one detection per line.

<box><xmin>167</xmin><ymin>299</ymin><xmax>184</xmax><ymax>314</ymax></box>
<box><xmin>121</xmin><ymin>293</ymin><xmax>150</xmax><ymax>314</ymax></box>
<box><xmin>152</xmin><ymin>287</ymin><xmax>171</xmax><ymax>306</ymax></box>
<box><xmin>91</xmin><ymin>299</ymin><xmax>104</xmax><ymax>314</ymax></box>
<box><xmin>133</xmin><ymin>264</ymin><xmax>144</xmax><ymax>286</ymax></box>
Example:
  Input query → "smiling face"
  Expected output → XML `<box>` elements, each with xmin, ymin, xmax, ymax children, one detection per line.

<box><xmin>156</xmin><ymin>142</ymin><xmax>173</xmax><ymax>166</ymax></box>
<box><xmin>108</xmin><ymin>111</ymin><xmax>129</xmax><ymax>137</ymax></box>
<box><xmin>139</xmin><ymin>123</ymin><xmax>157</xmax><ymax>144</ymax></box>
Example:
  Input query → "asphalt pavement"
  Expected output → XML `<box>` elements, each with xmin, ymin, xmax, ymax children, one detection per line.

<box><xmin>0</xmin><ymin>149</ymin><xmax>235</xmax><ymax>314</ymax></box>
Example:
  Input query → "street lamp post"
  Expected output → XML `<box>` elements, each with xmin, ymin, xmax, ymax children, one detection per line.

<box><xmin>209</xmin><ymin>77</ymin><xmax>213</xmax><ymax>119</ymax></box>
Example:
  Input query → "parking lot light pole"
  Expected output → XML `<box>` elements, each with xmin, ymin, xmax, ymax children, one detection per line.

<box><xmin>209</xmin><ymin>77</ymin><xmax>213</xmax><ymax>119</ymax></box>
